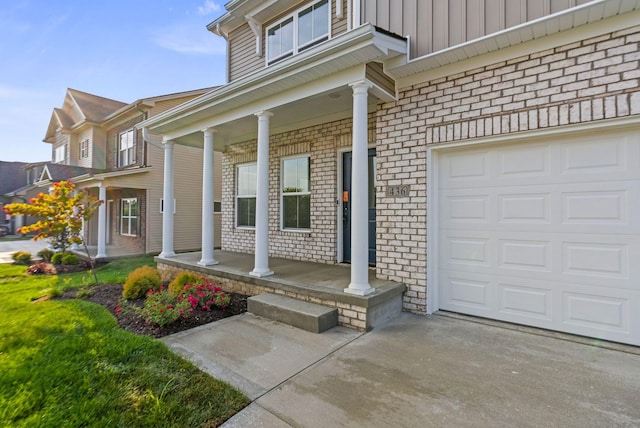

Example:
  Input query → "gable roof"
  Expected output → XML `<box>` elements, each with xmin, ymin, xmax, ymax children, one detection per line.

<box><xmin>0</xmin><ymin>161</ymin><xmax>28</xmax><ymax>195</ymax></box>
<box><xmin>44</xmin><ymin>89</ymin><xmax>127</xmax><ymax>143</ymax></box>
<box><xmin>40</xmin><ymin>163</ymin><xmax>105</xmax><ymax>183</ymax></box>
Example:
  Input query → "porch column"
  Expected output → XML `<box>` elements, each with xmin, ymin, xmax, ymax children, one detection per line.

<box><xmin>345</xmin><ymin>81</ymin><xmax>375</xmax><ymax>296</ymax></box>
<box><xmin>250</xmin><ymin>111</ymin><xmax>274</xmax><ymax>277</ymax></box>
<box><xmin>198</xmin><ymin>128</ymin><xmax>218</xmax><ymax>266</ymax></box>
<box><xmin>96</xmin><ymin>183</ymin><xmax>107</xmax><ymax>258</ymax></box>
<box><xmin>160</xmin><ymin>139</ymin><xmax>175</xmax><ymax>258</ymax></box>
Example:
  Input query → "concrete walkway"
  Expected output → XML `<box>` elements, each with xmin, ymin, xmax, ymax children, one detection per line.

<box><xmin>163</xmin><ymin>313</ymin><xmax>640</xmax><ymax>428</ymax></box>
<box><xmin>0</xmin><ymin>238</ymin><xmax>45</xmax><ymax>263</ymax></box>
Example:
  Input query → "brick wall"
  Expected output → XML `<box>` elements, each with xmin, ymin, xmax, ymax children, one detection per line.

<box><xmin>106</xmin><ymin>189</ymin><xmax>146</xmax><ymax>254</ymax></box>
<box><xmin>376</xmin><ymin>25</ymin><xmax>640</xmax><ymax>314</ymax></box>
<box><xmin>221</xmin><ymin>118</ymin><xmax>358</xmax><ymax>262</ymax></box>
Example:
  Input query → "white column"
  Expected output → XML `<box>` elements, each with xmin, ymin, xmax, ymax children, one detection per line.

<box><xmin>345</xmin><ymin>81</ymin><xmax>375</xmax><ymax>296</ymax></box>
<box><xmin>250</xmin><ymin>111</ymin><xmax>274</xmax><ymax>277</ymax></box>
<box><xmin>96</xmin><ymin>184</ymin><xmax>107</xmax><ymax>258</ymax></box>
<box><xmin>160</xmin><ymin>139</ymin><xmax>175</xmax><ymax>258</ymax></box>
<box><xmin>198</xmin><ymin>128</ymin><xmax>218</xmax><ymax>266</ymax></box>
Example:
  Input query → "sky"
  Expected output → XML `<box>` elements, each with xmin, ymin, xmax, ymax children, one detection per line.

<box><xmin>0</xmin><ymin>0</ymin><xmax>228</xmax><ymax>163</ymax></box>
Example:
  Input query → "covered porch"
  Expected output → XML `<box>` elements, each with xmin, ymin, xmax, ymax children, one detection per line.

<box><xmin>155</xmin><ymin>250</ymin><xmax>405</xmax><ymax>330</ymax></box>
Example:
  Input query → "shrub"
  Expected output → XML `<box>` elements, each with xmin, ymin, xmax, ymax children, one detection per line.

<box><xmin>136</xmin><ymin>287</ymin><xmax>191</xmax><ymax>326</ymax></box>
<box><xmin>11</xmin><ymin>251</ymin><xmax>32</xmax><ymax>266</ymax></box>
<box><xmin>168</xmin><ymin>272</ymin><xmax>205</xmax><ymax>297</ymax></box>
<box><xmin>51</xmin><ymin>252</ymin><xmax>64</xmax><ymax>265</ymax></box>
<box><xmin>122</xmin><ymin>265</ymin><xmax>162</xmax><ymax>299</ymax></box>
<box><xmin>183</xmin><ymin>281</ymin><xmax>230</xmax><ymax>311</ymax></box>
<box><xmin>61</xmin><ymin>253</ymin><xmax>80</xmax><ymax>265</ymax></box>
<box><xmin>37</xmin><ymin>248</ymin><xmax>55</xmax><ymax>262</ymax></box>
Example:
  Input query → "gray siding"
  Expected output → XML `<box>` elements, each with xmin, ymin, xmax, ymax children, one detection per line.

<box><xmin>361</xmin><ymin>0</ymin><xmax>593</xmax><ymax>59</ymax></box>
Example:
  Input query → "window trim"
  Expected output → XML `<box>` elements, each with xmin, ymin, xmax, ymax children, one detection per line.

<box><xmin>236</xmin><ymin>162</ymin><xmax>257</xmax><ymax>229</ymax></box>
<box><xmin>266</xmin><ymin>0</ymin><xmax>330</xmax><ymax>65</ymax></box>
<box><xmin>118</xmin><ymin>129</ymin><xmax>136</xmax><ymax>167</ymax></box>
<box><xmin>79</xmin><ymin>139</ymin><xmax>90</xmax><ymax>159</ymax></box>
<box><xmin>280</xmin><ymin>154</ymin><xmax>311</xmax><ymax>231</ymax></box>
<box><xmin>120</xmin><ymin>198</ymin><xmax>139</xmax><ymax>237</ymax></box>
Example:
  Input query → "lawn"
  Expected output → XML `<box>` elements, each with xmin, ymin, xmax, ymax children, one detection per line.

<box><xmin>0</xmin><ymin>257</ymin><xmax>249</xmax><ymax>427</ymax></box>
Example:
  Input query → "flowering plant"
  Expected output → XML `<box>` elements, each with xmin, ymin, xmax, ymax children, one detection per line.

<box><xmin>183</xmin><ymin>281</ymin><xmax>230</xmax><ymax>311</ymax></box>
<box><xmin>135</xmin><ymin>286</ymin><xmax>191</xmax><ymax>326</ymax></box>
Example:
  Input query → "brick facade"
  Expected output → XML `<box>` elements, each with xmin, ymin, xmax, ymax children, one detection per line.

<box><xmin>211</xmin><ymin>24</ymin><xmax>640</xmax><ymax>317</ymax></box>
<box><xmin>375</xmin><ymin>25</ymin><xmax>640</xmax><ymax>314</ymax></box>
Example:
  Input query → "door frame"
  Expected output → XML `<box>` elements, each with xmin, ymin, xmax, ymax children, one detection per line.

<box><xmin>336</xmin><ymin>143</ymin><xmax>375</xmax><ymax>264</ymax></box>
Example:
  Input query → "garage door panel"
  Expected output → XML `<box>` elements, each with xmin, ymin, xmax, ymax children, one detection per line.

<box><xmin>436</xmin><ymin>131</ymin><xmax>640</xmax><ymax>346</ymax></box>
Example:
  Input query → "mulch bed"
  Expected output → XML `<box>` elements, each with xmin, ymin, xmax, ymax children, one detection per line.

<box><xmin>61</xmin><ymin>283</ymin><xmax>247</xmax><ymax>338</ymax></box>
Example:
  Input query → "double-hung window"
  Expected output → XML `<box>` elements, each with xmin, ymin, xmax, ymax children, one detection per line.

<box><xmin>118</xmin><ymin>129</ymin><xmax>136</xmax><ymax>167</ymax></box>
<box><xmin>236</xmin><ymin>163</ymin><xmax>257</xmax><ymax>228</ymax></box>
<box><xmin>282</xmin><ymin>156</ymin><xmax>310</xmax><ymax>230</ymax></box>
<box><xmin>120</xmin><ymin>198</ymin><xmax>138</xmax><ymax>236</ymax></box>
<box><xmin>266</xmin><ymin>0</ymin><xmax>329</xmax><ymax>65</ymax></box>
<box><xmin>54</xmin><ymin>145</ymin><xmax>66</xmax><ymax>164</ymax></box>
<box><xmin>79</xmin><ymin>139</ymin><xmax>89</xmax><ymax>159</ymax></box>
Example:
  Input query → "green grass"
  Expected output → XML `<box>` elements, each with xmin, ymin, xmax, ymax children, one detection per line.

<box><xmin>0</xmin><ymin>261</ymin><xmax>249</xmax><ymax>427</ymax></box>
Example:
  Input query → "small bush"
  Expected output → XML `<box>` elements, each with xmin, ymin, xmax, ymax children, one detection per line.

<box><xmin>122</xmin><ymin>265</ymin><xmax>162</xmax><ymax>299</ymax></box>
<box><xmin>11</xmin><ymin>251</ymin><xmax>32</xmax><ymax>266</ymax></box>
<box><xmin>37</xmin><ymin>248</ymin><xmax>55</xmax><ymax>262</ymax></box>
<box><xmin>135</xmin><ymin>287</ymin><xmax>191</xmax><ymax>326</ymax></box>
<box><xmin>183</xmin><ymin>281</ymin><xmax>230</xmax><ymax>311</ymax></box>
<box><xmin>51</xmin><ymin>252</ymin><xmax>64</xmax><ymax>265</ymax></box>
<box><xmin>61</xmin><ymin>253</ymin><xmax>80</xmax><ymax>265</ymax></box>
<box><xmin>168</xmin><ymin>272</ymin><xmax>204</xmax><ymax>297</ymax></box>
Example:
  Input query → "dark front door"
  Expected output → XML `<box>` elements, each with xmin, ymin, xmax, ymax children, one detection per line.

<box><xmin>342</xmin><ymin>148</ymin><xmax>376</xmax><ymax>265</ymax></box>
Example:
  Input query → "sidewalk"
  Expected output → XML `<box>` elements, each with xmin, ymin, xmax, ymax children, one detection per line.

<box><xmin>163</xmin><ymin>312</ymin><xmax>640</xmax><ymax>427</ymax></box>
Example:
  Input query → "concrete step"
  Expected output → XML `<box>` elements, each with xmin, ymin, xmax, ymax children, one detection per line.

<box><xmin>248</xmin><ymin>293</ymin><xmax>338</xmax><ymax>333</ymax></box>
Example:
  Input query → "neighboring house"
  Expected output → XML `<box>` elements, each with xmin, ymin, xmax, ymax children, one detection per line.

<box><xmin>3</xmin><ymin>161</ymin><xmax>97</xmax><ymax>235</ymax></box>
<box><xmin>140</xmin><ymin>0</ymin><xmax>640</xmax><ymax>346</ymax></box>
<box><xmin>44</xmin><ymin>88</ymin><xmax>222</xmax><ymax>258</ymax></box>
<box><xmin>0</xmin><ymin>161</ymin><xmax>31</xmax><ymax>233</ymax></box>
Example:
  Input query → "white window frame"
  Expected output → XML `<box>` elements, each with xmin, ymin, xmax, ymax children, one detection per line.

<box><xmin>236</xmin><ymin>162</ymin><xmax>257</xmax><ymax>229</ymax></box>
<box><xmin>281</xmin><ymin>154</ymin><xmax>311</xmax><ymax>231</ymax></box>
<box><xmin>266</xmin><ymin>0</ymin><xmax>330</xmax><ymax>65</ymax></box>
<box><xmin>120</xmin><ymin>198</ymin><xmax>139</xmax><ymax>237</ymax></box>
<box><xmin>54</xmin><ymin>145</ymin><xmax>66</xmax><ymax>164</ymax></box>
<box><xmin>79</xmin><ymin>139</ymin><xmax>90</xmax><ymax>159</ymax></box>
<box><xmin>118</xmin><ymin>129</ymin><xmax>136</xmax><ymax>167</ymax></box>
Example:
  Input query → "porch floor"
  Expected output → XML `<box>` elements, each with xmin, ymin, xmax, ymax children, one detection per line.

<box><xmin>156</xmin><ymin>251</ymin><xmax>406</xmax><ymax>329</ymax></box>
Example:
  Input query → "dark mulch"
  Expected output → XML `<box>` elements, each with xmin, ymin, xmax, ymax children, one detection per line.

<box><xmin>61</xmin><ymin>283</ymin><xmax>247</xmax><ymax>338</ymax></box>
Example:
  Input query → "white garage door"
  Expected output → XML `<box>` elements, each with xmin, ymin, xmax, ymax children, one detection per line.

<box><xmin>437</xmin><ymin>130</ymin><xmax>640</xmax><ymax>346</ymax></box>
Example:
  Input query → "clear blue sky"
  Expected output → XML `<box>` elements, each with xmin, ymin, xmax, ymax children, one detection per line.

<box><xmin>0</xmin><ymin>0</ymin><xmax>227</xmax><ymax>162</ymax></box>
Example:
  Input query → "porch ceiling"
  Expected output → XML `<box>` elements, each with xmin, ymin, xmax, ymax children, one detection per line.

<box><xmin>139</xmin><ymin>24</ymin><xmax>408</xmax><ymax>151</ymax></box>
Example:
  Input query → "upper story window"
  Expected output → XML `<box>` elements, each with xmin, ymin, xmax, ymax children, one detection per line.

<box><xmin>266</xmin><ymin>0</ymin><xmax>329</xmax><ymax>65</ymax></box>
<box><xmin>79</xmin><ymin>139</ymin><xmax>90</xmax><ymax>159</ymax></box>
<box><xmin>118</xmin><ymin>129</ymin><xmax>136</xmax><ymax>167</ymax></box>
<box><xmin>54</xmin><ymin>145</ymin><xmax>66</xmax><ymax>164</ymax></box>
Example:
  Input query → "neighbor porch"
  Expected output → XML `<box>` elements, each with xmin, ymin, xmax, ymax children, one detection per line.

<box><xmin>156</xmin><ymin>251</ymin><xmax>405</xmax><ymax>331</ymax></box>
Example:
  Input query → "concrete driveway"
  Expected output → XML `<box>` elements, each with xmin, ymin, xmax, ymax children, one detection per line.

<box><xmin>0</xmin><ymin>238</ymin><xmax>45</xmax><ymax>263</ymax></box>
<box><xmin>164</xmin><ymin>313</ymin><xmax>640</xmax><ymax>428</ymax></box>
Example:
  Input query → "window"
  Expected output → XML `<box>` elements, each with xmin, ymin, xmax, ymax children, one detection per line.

<box><xmin>118</xmin><ymin>130</ymin><xmax>136</xmax><ymax>167</ymax></box>
<box><xmin>266</xmin><ymin>0</ymin><xmax>329</xmax><ymax>64</ymax></box>
<box><xmin>236</xmin><ymin>163</ymin><xmax>257</xmax><ymax>228</ymax></box>
<box><xmin>79</xmin><ymin>139</ymin><xmax>90</xmax><ymax>159</ymax></box>
<box><xmin>120</xmin><ymin>198</ymin><xmax>138</xmax><ymax>236</ymax></box>
<box><xmin>282</xmin><ymin>156</ymin><xmax>310</xmax><ymax>230</ymax></box>
<box><xmin>54</xmin><ymin>145</ymin><xmax>66</xmax><ymax>163</ymax></box>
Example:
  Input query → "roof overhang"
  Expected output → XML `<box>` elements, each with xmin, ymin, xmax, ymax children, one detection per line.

<box><xmin>208</xmin><ymin>0</ymin><xmax>304</xmax><ymax>36</ymax></box>
<box><xmin>139</xmin><ymin>24</ymin><xmax>407</xmax><ymax>149</ymax></box>
<box><xmin>386</xmin><ymin>0</ymin><xmax>640</xmax><ymax>82</ymax></box>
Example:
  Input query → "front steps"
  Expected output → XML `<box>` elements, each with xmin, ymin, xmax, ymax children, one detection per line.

<box><xmin>248</xmin><ymin>293</ymin><xmax>338</xmax><ymax>333</ymax></box>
